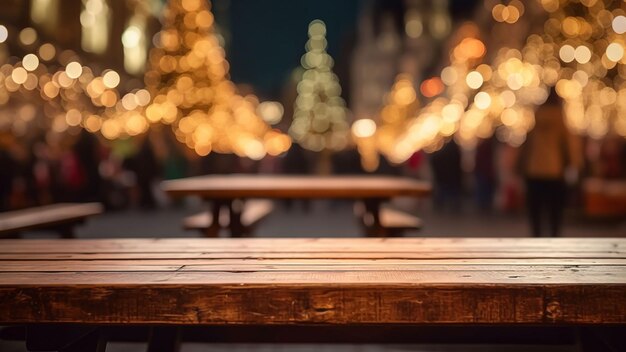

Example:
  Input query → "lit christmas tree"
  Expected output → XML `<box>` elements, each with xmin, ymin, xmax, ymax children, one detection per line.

<box><xmin>144</xmin><ymin>0</ymin><xmax>290</xmax><ymax>159</ymax></box>
<box><xmin>289</xmin><ymin>20</ymin><xmax>349</xmax><ymax>153</ymax></box>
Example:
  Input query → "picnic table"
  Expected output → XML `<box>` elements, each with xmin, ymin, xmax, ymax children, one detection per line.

<box><xmin>0</xmin><ymin>203</ymin><xmax>103</xmax><ymax>238</ymax></box>
<box><xmin>0</xmin><ymin>237</ymin><xmax>624</xmax><ymax>351</ymax></box>
<box><xmin>161</xmin><ymin>175</ymin><xmax>432</xmax><ymax>236</ymax></box>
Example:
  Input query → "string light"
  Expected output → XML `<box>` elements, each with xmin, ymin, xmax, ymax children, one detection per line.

<box><xmin>368</xmin><ymin>0</ymin><xmax>626</xmax><ymax>167</ymax></box>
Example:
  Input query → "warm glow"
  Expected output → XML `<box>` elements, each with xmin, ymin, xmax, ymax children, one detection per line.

<box><xmin>606</xmin><ymin>43</ymin><xmax>624</xmax><ymax>62</ymax></box>
<box><xmin>38</xmin><ymin>43</ymin><xmax>56</xmax><ymax>61</ymax></box>
<box><xmin>466</xmin><ymin>71</ymin><xmax>484</xmax><ymax>89</ymax></box>
<box><xmin>81</xmin><ymin>0</ymin><xmax>110</xmax><ymax>54</ymax></box>
<box><xmin>22</xmin><ymin>54</ymin><xmax>39</xmax><ymax>71</ymax></box>
<box><xmin>574</xmin><ymin>45</ymin><xmax>591</xmax><ymax>64</ymax></box>
<box><xmin>102</xmin><ymin>70</ymin><xmax>120</xmax><ymax>88</ymax></box>
<box><xmin>405</xmin><ymin>10</ymin><xmax>423</xmax><ymax>38</ymax></box>
<box><xmin>257</xmin><ymin>101</ymin><xmax>284</xmax><ymax>125</ymax></box>
<box><xmin>0</xmin><ymin>25</ymin><xmax>7</xmax><ymax>43</ymax></box>
<box><xmin>19</xmin><ymin>28</ymin><xmax>37</xmax><ymax>45</ymax></box>
<box><xmin>474</xmin><ymin>92</ymin><xmax>491</xmax><ymax>110</ymax></box>
<box><xmin>559</xmin><ymin>45</ymin><xmax>575</xmax><ymax>63</ymax></box>
<box><xmin>612</xmin><ymin>15</ymin><xmax>626</xmax><ymax>34</ymax></box>
<box><xmin>352</xmin><ymin>119</ymin><xmax>377</xmax><ymax>138</ymax></box>
<box><xmin>11</xmin><ymin>67</ymin><xmax>28</xmax><ymax>84</ymax></box>
<box><xmin>420</xmin><ymin>77</ymin><xmax>444</xmax><ymax>98</ymax></box>
<box><xmin>65</xmin><ymin>62</ymin><xmax>83</xmax><ymax>79</ymax></box>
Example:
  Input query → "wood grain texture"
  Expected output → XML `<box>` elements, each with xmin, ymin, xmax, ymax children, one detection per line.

<box><xmin>161</xmin><ymin>175</ymin><xmax>432</xmax><ymax>199</ymax></box>
<box><xmin>0</xmin><ymin>238</ymin><xmax>624</xmax><ymax>325</ymax></box>
<box><xmin>0</xmin><ymin>203</ymin><xmax>103</xmax><ymax>235</ymax></box>
<box><xmin>1</xmin><ymin>237</ymin><xmax>623</xmax><ymax>253</ymax></box>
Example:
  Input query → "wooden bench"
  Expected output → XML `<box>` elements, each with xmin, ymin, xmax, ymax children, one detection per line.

<box><xmin>354</xmin><ymin>201</ymin><xmax>423</xmax><ymax>237</ymax></box>
<box><xmin>0</xmin><ymin>238</ymin><xmax>623</xmax><ymax>352</ymax></box>
<box><xmin>184</xmin><ymin>199</ymin><xmax>274</xmax><ymax>237</ymax></box>
<box><xmin>0</xmin><ymin>203</ymin><xmax>103</xmax><ymax>239</ymax></box>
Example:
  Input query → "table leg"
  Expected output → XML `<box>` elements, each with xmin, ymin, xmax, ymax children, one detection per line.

<box><xmin>580</xmin><ymin>326</ymin><xmax>626</xmax><ymax>352</ymax></box>
<box><xmin>228</xmin><ymin>198</ymin><xmax>246</xmax><ymax>238</ymax></box>
<box><xmin>203</xmin><ymin>201</ymin><xmax>224</xmax><ymax>237</ymax></box>
<box><xmin>57</xmin><ymin>225</ymin><xmax>76</xmax><ymax>239</ymax></box>
<box><xmin>362</xmin><ymin>198</ymin><xmax>387</xmax><ymax>237</ymax></box>
<box><xmin>26</xmin><ymin>325</ymin><xmax>105</xmax><ymax>352</ymax></box>
<box><xmin>147</xmin><ymin>326</ymin><xmax>180</xmax><ymax>352</ymax></box>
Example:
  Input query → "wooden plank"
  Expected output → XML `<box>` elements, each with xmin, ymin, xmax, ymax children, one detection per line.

<box><xmin>0</xmin><ymin>284</ymin><xmax>624</xmax><ymax>324</ymax></box>
<box><xmin>0</xmin><ymin>238</ymin><xmax>623</xmax><ymax>326</ymax></box>
<box><xmin>1</xmin><ymin>251</ymin><xmax>624</xmax><ymax>260</ymax></box>
<box><xmin>1</xmin><ymin>238</ymin><xmax>624</xmax><ymax>254</ymax></box>
<box><xmin>161</xmin><ymin>175</ymin><xmax>432</xmax><ymax>199</ymax></box>
<box><xmin>0</xmin><ymin>258</ymin><xmax>624</xmax><ymax>268</ymax></box>
<box><xmin>0</xmin><ymin>266</ymin><xmax>623</xmax><ymax>284</ymax></box>
<box><xmin>0</xmin><ymin>263</ymin><xmax>624</xmax><ymax>272</ymax></box>
<box><xmin>0</xmin><ymin>203</ymin><xmax>103</xmax><ymax>234</ymax></box>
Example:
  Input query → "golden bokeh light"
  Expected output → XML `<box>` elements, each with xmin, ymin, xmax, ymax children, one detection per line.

<box><xmin>352</xmin><ymin>119</ymin><xmax>377</xmax><ymax>138</ymax></box>
<box><xmin>65</xmin><ymin>62</ymin><xmax>83</xmax><ymax>79</ymax></box>
<box><xmin>466</xmin><ymin>71</ymin><xmax>484</xmax><ymax>89</ymax></box>
<box><xmin>22</xmin><ymin>54</ymin><xmax>39</xmax><ymax>71</ymax></box>
<box><xmin>0</xmin><ymin>25</ymin><xmax>7</xmax><ymax>43</ymax></box>
<box><xmin>102</xmin><ymin>70</ymin><xmax>120</xmax><ymax>88</ymax></box>
<box><xmin>11</xmin><ymin>67</ymin><xmax>28</xmax><ymax>85</ymax></box>
<box><xmin>19</xmin><ymin>27</ymin><xmax>37</xmax><ymax>45</ymax></box>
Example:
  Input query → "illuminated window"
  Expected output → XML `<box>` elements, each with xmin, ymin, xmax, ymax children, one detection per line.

<box><xmin>31</xmin><ymin>0</ymin><xmax>59</xmax><ymax>33</ymax></box>
<box><xmin>122</xmin><ymin>14</ymin><xmax>147</xmax><ymax>74</ymax></box>
<box><xmin>81</xmin><ymin>0</ymin><xmax>110</xmax><ymax>54</ymax></box>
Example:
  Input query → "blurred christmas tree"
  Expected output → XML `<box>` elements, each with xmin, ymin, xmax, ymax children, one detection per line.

<box><xmin>289</xmin><ymin>20</ymin><xmax>349</xmax><ymax>154</ymax></box>
<box><xmin>144</xmin><ymin>0</ymin><xmax>290</xmax><ymax>159</ymax></box>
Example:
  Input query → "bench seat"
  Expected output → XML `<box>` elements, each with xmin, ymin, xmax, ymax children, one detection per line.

<box><xmin>184</xmin><ymin>199</ymin><xmax>274</xmax><ymax>237</ymax></box>
<box><xmin>355</xmin><ymin>202</ymin><xmax>423</xmax><ymax>237</ymax></box>
<box><xmin>0</xmin><ymin>203</ymin><xmax>103</xmax><ymax>238</ymax></box>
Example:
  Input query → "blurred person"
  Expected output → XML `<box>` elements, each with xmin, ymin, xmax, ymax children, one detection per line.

<box><xmin>123</xmin><ymin>136</ymin><xmax>161</xmax><ymax>209</ymax></box>
<box><xmin>200</xmin><ymin>153</ymin><xmax>238</xmax><ymax>175</ymax></box>
<box><xmin>499</xmin><ymin>144</ymin><xmax>524</xmax><ymax>214</ymax></box>
<box><xmin>0</xmin><ymin>133</ymin><xmax>16</xmax><ymax>211</ymax></box>
<box><xmin>474</xmin><ymin>137</ymin><xmax>497</xmax><ymax>212</ymax></box>
<box><xmin>31</xmin><ymin>139</ymin><xmax>55</xmax><ymax>205</ymax></box>
<box><xmin>518</xmin><ymin>90</ymin><xmax>583</xmax><ymax>237</ymax></box>
<box><xmin>430</xmin><ymin>139</ymin><xmax>463</xmax><ymax>212</ymax></box>
<box><xmin>73</xmin><ymin>130</ymin><xmax>103</xmax><ymax>202</ymax></box>
<box><xmin>162</xmin><ymin>132</ymin><xmax>188</xmax><ymax>181</ymax></box>
<box><xmin>10</xmin><ymin>141</ymin><xmax>39</xmax><ymax>209</ymax></box>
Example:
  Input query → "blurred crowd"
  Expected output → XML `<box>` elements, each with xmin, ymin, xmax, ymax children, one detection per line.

<box><xmin>1</xmin><ymin>117</ymin><xmax>625</xmax><ymax>221</ymax></box>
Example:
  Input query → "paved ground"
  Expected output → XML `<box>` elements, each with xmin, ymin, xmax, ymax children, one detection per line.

<box><xmin>2</xmin><ymin>198</ymin><xmax>624</xmax><ymax>351</ymax></box>
<box><xmin>70</xmin><ymin>197</ymin><xmax>626</xmax><ymax>239</ymax></box>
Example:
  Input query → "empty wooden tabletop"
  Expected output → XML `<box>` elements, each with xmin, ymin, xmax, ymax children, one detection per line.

<box><xmin>0</xmin><ymin>238</ymin><xmax>624</xmax><ymax>325</ymax></box>
<box><xmin>161</xmin><ymin>175</ymin><xmax>432</xmax><ymax>199</ymax></box>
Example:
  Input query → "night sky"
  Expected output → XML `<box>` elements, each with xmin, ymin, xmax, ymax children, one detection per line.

<box><xmin>220</xmin><ymin>0</ymin><xmax>478</xmax><ymax>99</ymax></box>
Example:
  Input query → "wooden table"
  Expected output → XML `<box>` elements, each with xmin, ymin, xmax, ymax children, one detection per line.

<box><xmin>0</xmin><ymin>238</ymin><xmax>624</xmax><ymax>351</ymax></box>
<box><xmin>0</xmin><ymin>203</ymin><xmax>103</xmax><ymax>238</ymax></box>
<box><xmin>161</xmin><ymin>175</ymin><xmax>432</xmax><ymax>236</ymax></box>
